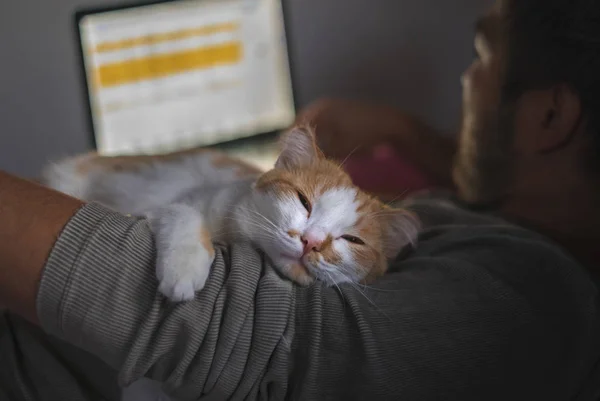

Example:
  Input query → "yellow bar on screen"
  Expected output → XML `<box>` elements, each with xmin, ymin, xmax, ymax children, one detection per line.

<box><xmin>94</xmin><ymin>22</ymin><xmax>239</xmax><ymax>53</ymax></box>
<box><xmin>94</xmin><ymin>42</ymin><xmax>242</xmax><ymax>88</ymax></box>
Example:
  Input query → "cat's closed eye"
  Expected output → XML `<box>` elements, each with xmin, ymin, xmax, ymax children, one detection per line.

<box><xmin>341</xmin><ymin>235</ymin><xmax>365</xmax><ymax>245</ymax></box>
<box><xmin>297</xmin><ymin>191</ymin><xmax>312</xmax><ymax>214</ymax></box>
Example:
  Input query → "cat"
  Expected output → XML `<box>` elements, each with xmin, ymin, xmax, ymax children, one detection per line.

<box><xmin>43</xmin><ymin>126</ymin><xmax>421</xmax><ymax>302</ymax></box>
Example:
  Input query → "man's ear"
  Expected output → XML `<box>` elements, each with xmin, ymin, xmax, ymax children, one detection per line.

<box><xmin>275</xmin><ymin>126</ymin><xmax>324</xmax><ymax>169</ymax></box>
<box><xmin>515</xmin><ymin>84</ymin><xmax>582</xmax><ymax>155</ymax></box>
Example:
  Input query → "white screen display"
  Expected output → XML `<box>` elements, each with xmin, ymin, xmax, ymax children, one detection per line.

<box><xmin>78</xmin><ymin>0</ymin><xmax>295</xmax><ymax>155</ymax></box>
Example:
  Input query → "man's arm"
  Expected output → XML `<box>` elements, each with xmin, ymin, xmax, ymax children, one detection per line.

<box><xmin>299</xmin><ymin>98</ymin><xmax>457</xmax><ymax>188</ymax></box>
<box><xmin>0</xmin><ymin>171</ymin><xmax>83</xmax><ymax>322</ymax></box>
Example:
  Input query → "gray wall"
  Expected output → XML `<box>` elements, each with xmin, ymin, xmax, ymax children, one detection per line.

<box><xmin>0</xmin><ymin>0</ymin><xmax>492</xmax><ymax>178</ymax></box>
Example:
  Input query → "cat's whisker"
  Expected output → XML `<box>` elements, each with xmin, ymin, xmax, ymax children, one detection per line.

<box><xmin>326</xmin><ymin>263</ymin><xmax>361</xmax><ymax>284</ymax></box>
<box><xmin>365</xmin><ymin>209</ymin><xmax>409</xmax><ymax>218</ymax></box>
<box><xmin>351</xmin><ymin>280</ymin><xmax>402</xmax><ymax>293</ymax></box>
<box><xmin>338</xmin><ymin>145</ymin><xmax>362</xmax><ymax>169</ymax></box>
<box><xmin>213</xmin><ymin>229</ymin><xmax>276</xmax><ymax>241</ymax></box>
<box><xmin>345</xmin><ymin>281</ymin><xmax>393</xmax><ymax>323</ymax></box>
<box><xmin>240</xmin><ymin>218</ymin><xmax>276</xmax><ymax>232</ymax></box>
<box><xmin>220</xmin><ymin>204</ymin><xmax>279</xmax><ymax>231</ymax></box>
<box><xmin>214</xmin><ymin>225</ymin><xmax>280</xmax><ymax>244</ymax></box>
<box><xmin>380</xmin><ymin>237</ymin><xmax>413</xmax><ymax>246</ymax></box>
<box><xmin>327</xmin><ymin>265</ymin><xmax>369</xmax><ymax>295</ymax></box>
<box><xmin>236</xmin><ymin>207</ymin><xmax>279</xmax><ymax>230</ymax></box>
<box><xmin>336</xmin><ymin>269</ymin><xmax>361</xmax><ymax>287</ymax></box>
<box><xmin>338</xmin><ymin>265</ymin><xmax>397</xmax><ymax>305</ymax></box>
<box><xmin>240</xmin><ymin>214</ymin><xmax>278</xmax><ymax>231</ymax></box>
<box><xmin>235</xmin><ymin>221</ymin><xmax>280</xmax><ymax>238</ymax></box>
<box><xmin>383</xmin><ymin>189</ymin><xmax>410</xmax><ymax>206</ymax></box>
<box><xmin>220</xmin><ymin>222</ymin><xmax>274</xmax><ymax>238</ymax></box>
<box><xmin>323</xmin><ymin>270</ymin><xmax>347</xmax><ymax>307</ymax></box>
<box><xmin>320</xmin><ymin>264</ymin><xmax>380</xmax><ymax>313</ymax></box>
<box><xmin>221</xmin><ymin>215</ymin><xmax>279</xmax><ymax>234</ymax></box>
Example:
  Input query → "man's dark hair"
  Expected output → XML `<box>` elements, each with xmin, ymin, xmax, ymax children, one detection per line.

<box><xmin>502</xmin><ymin>0</ymin><xmax>600</xmax><ymax>167</ymax></box>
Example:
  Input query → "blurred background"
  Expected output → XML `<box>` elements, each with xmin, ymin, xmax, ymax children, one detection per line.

<box><xmin>0</xmin><ymin>0</ymin><xmax>492</xmax><ymax>178</ymax></box>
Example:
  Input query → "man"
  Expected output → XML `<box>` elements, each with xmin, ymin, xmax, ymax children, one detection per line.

<box><xmin>1</xmin><ymin>0</ymin><xmax>599</xmax><ymax>399</ymax></box>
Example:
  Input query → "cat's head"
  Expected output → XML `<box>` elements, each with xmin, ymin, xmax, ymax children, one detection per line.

<box><xmin>246</xmin><ymin>126</ymin><xmax>421</xmax><ymax>286</ymax></box>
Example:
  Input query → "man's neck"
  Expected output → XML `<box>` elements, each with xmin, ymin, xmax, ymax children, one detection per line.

<box><xmin>499</xmin><ymin>178</ymin><xmax>600</xmax><ymax>270</ymax></box>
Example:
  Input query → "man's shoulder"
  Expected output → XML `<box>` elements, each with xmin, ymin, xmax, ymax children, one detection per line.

<box><xmin>396</xmin><ymin>192</ymin><xmax>596</xmax><ymax>296</ymax></box>
<box><xmin>414</xmin><ymin>222</ymin><xmax>574</xmax><ymax>270</ymax></box>
<box><xmin>400</xmin><ymin>214</ymin><xmax>597</xmax><ymax>313</ymax></box>
<box><xmin>401</xmin><ymin>191</ymin><xmax>579</xmax><ymax>266</ymax></box>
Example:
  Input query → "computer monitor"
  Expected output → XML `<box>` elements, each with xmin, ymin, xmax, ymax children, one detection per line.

<box><xmin>75</xmin><ymin>0</ymin><xmax>296</xmax><ymax>156</ymax></box>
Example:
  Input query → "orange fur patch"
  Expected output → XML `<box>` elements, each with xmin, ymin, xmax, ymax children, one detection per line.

<box><xmin>75</xmin><ymin>147</ymin><xmax>263</xmax><ymax>181</ymax></box>
<box><xmin>198</xmin><ymin>226</ymin><xmax>215</xmax><ymax>259</ymax></box>
<box><xmin>288</xmin><ymin>263</ymin><xmax>314</xmax><ymax>286</ymax></box>
<box><xmin>353</xmin><ymin>197</ymin><xmax>392</xmax><ymax>282</ymax></box>
<box><xmin>211</xmin><ymin>154</ymin><xmax>262</xmax><ymax>177</ymax></box>
<box><xmin>76</xmin><ymin>147</ymin><xmax>212</xmax><ymax>174</ymax></box>
<box><xmin>287</xmin><ymin>229</ymin><xmax>301</xmax><ymax>238</ymax></box>
<box><xmin>255</xmin><ymin>158</ymin><xmax>354</xmax><ymax>201</ymax></box>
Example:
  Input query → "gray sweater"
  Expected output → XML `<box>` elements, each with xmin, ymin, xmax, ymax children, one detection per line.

<box><xmin>1</xmin><ymin>196</ymin><xmax>599</xmax><ymax>400</ymax></box>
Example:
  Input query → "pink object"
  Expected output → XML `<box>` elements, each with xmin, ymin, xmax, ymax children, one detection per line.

<box><xmin>343</xmin><ymin>144</ymin><xmax>434</xmax><ymax>199</ymax></box>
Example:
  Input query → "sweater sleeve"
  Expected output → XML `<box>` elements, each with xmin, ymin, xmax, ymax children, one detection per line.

<box><xmin>37</xmin><ymin>203</ymin><xmax>599</xmax><ymax>401</ymax></box>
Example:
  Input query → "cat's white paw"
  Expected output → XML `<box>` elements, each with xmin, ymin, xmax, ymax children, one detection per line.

<box><xmin>147</xmin><ymin>204</ymin><xmax>215</xmax><ymax>302</ymax></box>
<box><xmin>156</xmin><ymin>245</ymin><xmax>214</xmax><ymax>302</ymax></box>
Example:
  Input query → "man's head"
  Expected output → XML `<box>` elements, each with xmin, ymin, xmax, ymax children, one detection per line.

<box><xmin>454</xmin><ymin>0</ymin><xmax>600</xmax><ymax>205</ymax></box>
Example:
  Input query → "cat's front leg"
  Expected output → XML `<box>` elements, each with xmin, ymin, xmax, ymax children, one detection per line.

<box><xmin>146</xmin><ymin>204</ymin><xmax>215</xmax><ymax>302</ymax></box>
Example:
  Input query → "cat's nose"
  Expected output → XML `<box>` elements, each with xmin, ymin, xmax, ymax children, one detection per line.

<box><xmin>301</xmin><ymin>236</ymin><xmax>322</xmax><ymax>255</ymax></box>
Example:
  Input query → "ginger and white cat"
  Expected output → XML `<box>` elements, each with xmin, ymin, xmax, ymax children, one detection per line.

<box><xmin>43</xmin><ymin>126</ymin><xmax>420</xmax><ymax>302</ymax></box>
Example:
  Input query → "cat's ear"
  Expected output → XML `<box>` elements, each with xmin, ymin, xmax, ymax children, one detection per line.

<box><xmin>275</xmin><ymin>125</ymin><xmax>324</xmax><ymax>170</ymax></box>
<box><xmin>379</xmin><ymin>207</ymin><xmax>421</xmax><ymax>259</ymax></box>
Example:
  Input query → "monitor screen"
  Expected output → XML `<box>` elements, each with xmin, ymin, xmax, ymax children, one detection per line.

<box><xmin>77</xmin><ymin>0</ymin><xmax>295</xmax><ymax>155</ymax></box>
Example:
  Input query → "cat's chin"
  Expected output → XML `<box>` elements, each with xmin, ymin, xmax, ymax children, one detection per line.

<box><xmin>274</xmin><ymin>259</ymin><xmax>315</xmax><ymax>287</ymax></box>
